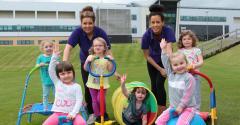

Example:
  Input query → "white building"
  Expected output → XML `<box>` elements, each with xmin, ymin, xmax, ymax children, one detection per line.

<box><xmin>0</xmin><ymin>1</ymin><xmax>138</xmax><ymax>45</ymax></box>
<box><xmin>1</xmin><ymin>0</ymin><xmax>240</xmax><ymax>45</ymax></box>
<box><xmin>178</xmin><ymin>6</ymin><xmax>240</xmax><ymax>40</ymax></box>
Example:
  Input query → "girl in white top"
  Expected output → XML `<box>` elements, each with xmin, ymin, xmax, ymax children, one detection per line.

<box><xmin>178</xmin><ymin>30</ymin><xmax>204</xmax><ymax>111</ymax></box>
<box><xmin>43</xmin><ymin>44</ymin><xmax>86</xmax><ymax>125</ymax></box>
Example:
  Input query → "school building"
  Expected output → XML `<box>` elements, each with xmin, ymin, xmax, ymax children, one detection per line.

<box><xmin>0</xmin><ymin>0</ymin><xmax>240</xmax><ymax>45</ymax></box>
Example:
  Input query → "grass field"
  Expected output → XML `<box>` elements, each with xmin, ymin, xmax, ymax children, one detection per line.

<box><xmin>0</xmin><ymin>43</ymin><xmax>240</xmax><ymax>125</ymax></box>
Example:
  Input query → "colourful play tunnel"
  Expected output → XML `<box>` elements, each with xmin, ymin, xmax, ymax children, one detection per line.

<box><xmin>112</xmin><ymin>81</ymin><xmax>158</xmax><ymax>125</ymax></box>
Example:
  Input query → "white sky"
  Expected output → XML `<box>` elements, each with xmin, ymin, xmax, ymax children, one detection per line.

<box><xmin>0</xmin><ymin>0</ymin><xmax>240</xmax><ymax>8</ymax></box>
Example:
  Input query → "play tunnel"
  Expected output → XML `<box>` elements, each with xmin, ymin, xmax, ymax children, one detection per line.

<box><xmin>112</xmin><ymin>81</ymin><xmax>157</xmax><ymax>125</ymax></box>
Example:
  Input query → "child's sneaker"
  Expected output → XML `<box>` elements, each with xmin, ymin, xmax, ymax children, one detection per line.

<box><xmin>104</xmin><ymin>113</ymin><xmax>109</xmax><ymax>121</ymax></box>
<box><xmin>87</xmin><ymin>114</ymin><xmax>96</xmax><ymax>124</ymax></box>
<box><xmin>95</xmin><ymin>116</ymin><xmax>101</xmax><ymax>123</ymax></box>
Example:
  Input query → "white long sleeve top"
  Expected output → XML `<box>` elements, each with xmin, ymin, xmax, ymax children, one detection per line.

<box><xmin>49</xmin><ymin>54</ymin><xmax>83</xmax><ymax>117</ymax></box>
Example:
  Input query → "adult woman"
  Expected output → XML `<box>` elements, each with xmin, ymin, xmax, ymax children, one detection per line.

<box><xmin>141</xmin><ymin>4</ymin><xmax>176</xmax><ymax>115</ymax></box>
<box><xmin>63</xmin><ymin>6</ymin><xmax>119</xmax><ymax>124</ymax></box>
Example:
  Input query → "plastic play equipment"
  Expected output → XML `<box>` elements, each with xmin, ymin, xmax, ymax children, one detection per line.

<box><xmin>112</xmin><ymin>81</ymin><xmax>158</xmax><ymax>125</ymax></box>
<box><xmin>87</xmin><ymin>56</ymin><xmax>116</xmax><ymax>125</ymax></box>
<box><xmin>16</xmin><ymin>65</ymin><xmax>53</xmax><ymax>125</ymax></box>
<box><xmin>167</xmin><ymin>108</ymin><xmax>206</xmax><ymax>125</ymax></box>
<box><xmin>16</xmin><ymin>65</ymin><xmax>89</xmax><ymax>125</ymax></box>
<box><xmin>58</xmin><ymin>116</ymin><xmax>73</xmax><ymax>125</ymax></box>
<box><xmin>57</xmin><ymin>106</ymin><xmax>88</xmax><ymax>125</ymax></box>
<box><xmin>166</xmin><ymin>69</ymin><xmax>217</xmax><ymax>125</ymax></box>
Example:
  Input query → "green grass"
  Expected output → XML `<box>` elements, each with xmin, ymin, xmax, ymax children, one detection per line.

<box><xmin>0</xmin><ymin>43</ymin><xmax>240</xmax><ymax>125</ymax></box>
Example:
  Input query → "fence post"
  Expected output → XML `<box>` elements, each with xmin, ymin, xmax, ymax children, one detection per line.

<box><xmin>220</xmin><ymin>38</ymin><xmax>223</xmax><ymax>52</ymax></box>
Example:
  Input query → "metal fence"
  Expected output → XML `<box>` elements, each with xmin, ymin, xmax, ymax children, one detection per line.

<box><xmin>198</xmin><ymin>29</ymin><xmax>240</xmax><ymax>58</ymax></box>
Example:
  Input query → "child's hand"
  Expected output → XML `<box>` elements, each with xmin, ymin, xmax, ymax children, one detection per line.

<box><xmin>86</xmin><ymin>55</ymin><xmax>95</xmax><ymax>62</ymax></box>
<box><xmin>106</xmin><ymin>55</ymin><xmax>114</xmax><ymax>60</ymax></box>
<box><xmin>187</xmin><ymin>64</ymin><xmax>195</xmax><ymax>71</ymax></box>
<box><xmin>67</xmin><ymin>114</ymin><xmax>74</xmax><ymax>120</ymax></box>
<box><xmin>176</xmin><ymin>106</ymin><xmax>183</xmax><ymax>115</ymax></box>
<box><xmin>120</xmin><ymin>74</ymin><xmax>127</xmax><ymax>85</ymax></box>
<box><xmin>53</xmin><ymin>43</ymin><xmax>61</xmax><ymax>56</ymax></box>
<box><xmin>39</xmin><ymin>63</ymin><xmax>45</xmax><ymax>67</ymax></box>
<box><xmin>160</xmin><ymin>38</ymin><xmax>167</xmax><ymax>49</ymax></box>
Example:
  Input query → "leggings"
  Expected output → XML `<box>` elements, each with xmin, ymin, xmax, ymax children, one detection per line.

<box><xmin>155</xmin><ymin>107</ymin><xmax>195</xmax><ymax>125</ymax></box>
<box><xmin>147</xmin><ymin>62</ymin><xmax>166</xmax><ymax>106</ymax></box>
<box><xmin>42</xmin><ymin>112</ymin><xmax>86</xmax><ymax>125</ymax></box>
<box><xmin>89</xmin><ymin>88</ymin><xmax>107</xmax><ymax>117</ymax></box>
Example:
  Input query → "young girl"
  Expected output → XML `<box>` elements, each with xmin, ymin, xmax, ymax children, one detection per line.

<box><xmin>178</xmin><ymin>30</ymin><xmax>204</xmax><ymax>111</ymax></box>
<box><xmin>83</xmin><ymin>37</ymin><xmax>113</xmax><ymax>123</ymax></box>
<box><xmin>43</xmin><ymin>44</ymin><xmax>86</xmax><ymax>125</ymax></box>
<box><xmin>120</xmin><ymin>74</ymin><xmax>148</xmax><ymax>125</ymax></box>
<box><xmin>155</xmin><ymin>39</ymin><xmax>197</xmax><ymax>125</ymax></box>
<box><xmin>36</xmin><ymin>40</ymin><xmax>55</xmax><ymax>111</ymax></box>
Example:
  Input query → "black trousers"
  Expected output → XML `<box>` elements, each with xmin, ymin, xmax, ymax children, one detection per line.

<box><xmin>81</xmin><ymin>63</ymin><xmax>93</xmax><ymax>114</ymax></box>
<box><xmin>147</xmin><ymin>62</ymin><xmax>166</xmax><ymax>106</ymax></box>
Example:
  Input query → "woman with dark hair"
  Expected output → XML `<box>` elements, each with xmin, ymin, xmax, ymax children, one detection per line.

<box><xmin>63</xmin><ymin>6</ymin><xmax>120</xmax><ymax>124</ymax></box>
<box><xmin>141</xmin><ymin>4</ymin><xmax>176</xmax><ymax>115</ymax></box>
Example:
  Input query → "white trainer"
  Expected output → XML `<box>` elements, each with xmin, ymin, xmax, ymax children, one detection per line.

<box><xmin>87</xmin><ymin>114</ymin><xmax>96</xmax><ymax>124</ymax></box>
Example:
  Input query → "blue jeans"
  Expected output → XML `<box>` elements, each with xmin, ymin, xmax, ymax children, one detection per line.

<box><xmin>42</xmin><ymin>84</ymin><xmax>55</xmax><ymax>109</ymax></box>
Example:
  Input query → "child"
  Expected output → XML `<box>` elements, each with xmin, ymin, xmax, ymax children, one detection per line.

<box><xmin>83</xmin><ymin>37</ymin><xmax>113</xmax><ymax>123</ymax></box>
<box><xmin>36</xmin><ymin>40</ymin><xmax>55</xmax><ymax>111</ymax></box>
<box><xmin>178</xmin><ymin>30</ymin><xmax>204</xmax><ymax>111</ymax></box>
<box><xmin>42</xmin><ymin>44</ymin><xmax>86</xmax><ymax>125</ymax></box>
<box><xmin>120</xmin><ymin>74</ymin><xmax>148</xmax><ymax>125</ymax></box>
<box><xmin>155</xmin><ymin>39</ymin><xmax>197</xmax><ymax>125</ymax></box>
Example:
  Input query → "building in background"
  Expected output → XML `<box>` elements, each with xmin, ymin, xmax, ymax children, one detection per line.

<box><xmin>178</xmin><ymin>7</ymin><xmax>240</xmax><ymax>41</ymax></box>
<box><xmin>1</xmin><ymin>0</ymin><xmax>240</xmax><ymax>45</ymax></box>
<box><xmin>0</xmin><ymin>1</ymin><xmax>132</xmax><ymax>45</ymax></box>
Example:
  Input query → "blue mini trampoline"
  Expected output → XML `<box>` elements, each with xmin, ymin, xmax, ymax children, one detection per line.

<box><xmin>16</xmin><ymin>66</ymin><xmax>53</xmax><ymax>125</ymax></box>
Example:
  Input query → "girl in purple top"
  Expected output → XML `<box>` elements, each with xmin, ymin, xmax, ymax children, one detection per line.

<box><xmin>141</xmin><ymin>4</ymin><xmax>176</xmax><ymax>115</ymax></box>
<box><xmin>63</xmin><ymin>6</ymin><xmax>120</xmax><ymax>124</ymax></box>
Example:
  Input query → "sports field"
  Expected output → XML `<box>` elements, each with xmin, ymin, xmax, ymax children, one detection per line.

<box><xmin>0</xmin><ymin>43</ymin><xmax>240</xmax><ymax>125</ymax></box>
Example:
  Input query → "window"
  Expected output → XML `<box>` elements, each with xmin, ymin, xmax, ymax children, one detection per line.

<box><xmin>132</xmin><ymin>28</ymin><xmax>137</xmax><ymax>34</ymax></box>
<box><xmin>180</xmin><ymin>16</ymin><xmax>226</xmax><ymax>22</ymax></box>
<box><xmin>0</xmin><ymin>40</ymin><xmax>13</xmax><ymax>45</ymax></box>
<box><xmin>17</xmin><ymin>40</ymin><xmax>34</xmax><ymax>45</ymax></box>
<box><xmin>131</xmin><ymin>15</ymin><xmax>137</xmax><ymax>20</ymax></box>
<box><xmin>0</xmin><ymin>25</ymin><xmax>77</xmax><ymax>32</ymax></box>
<box><xmin>58</xmin><ymin>11</ymin><xmax>75</xmax><ymax>19</ymax></box>
<box><xmin>59</xmin><ymin>40</ymin><xmax>68</xmax><ymax>44</ymax></box>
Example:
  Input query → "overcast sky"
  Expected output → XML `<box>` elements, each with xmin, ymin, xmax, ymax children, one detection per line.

<box><xmin>0</xmin><ymin>0</ymin><xmax>240</xmax><ymax>8</ymax></box>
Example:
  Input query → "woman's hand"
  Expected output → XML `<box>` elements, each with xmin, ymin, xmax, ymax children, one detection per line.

<box><xmin>159</xmin><ymin>68</ymin><xmax>167</xmax><ymax>77</ymax></box>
